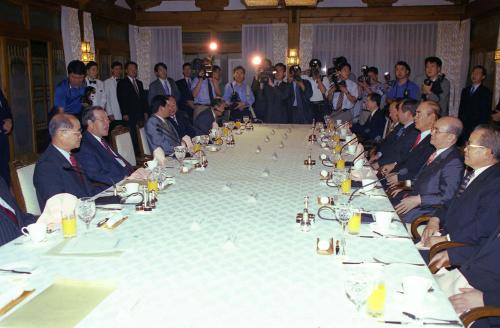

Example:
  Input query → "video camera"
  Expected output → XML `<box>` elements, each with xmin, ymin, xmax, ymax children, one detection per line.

<box><xmin>423</xmin><ymin>73</ymin><xmax>446</xmax><ymax>98</ymax></box>
<box><xmin>289</xmin><ymin>65</ymin><xmax>302</xmax><ymax>82</ymax></box>
<box><xmin>258</xmin><ymin>68</ymin><xmax>276</xmax><ymax>84</ymax></box>
<box><xmin>327</xmin><ymin>56</ymin><xmax>348</xmax><ymax>91</ymax></box>
<box><xmin>196</xmin><ymin>57</ymin><xmax>213</xmax><ymax>80</ymax></box>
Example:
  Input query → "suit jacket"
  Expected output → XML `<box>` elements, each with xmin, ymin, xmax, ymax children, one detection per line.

<box><xmin>117</xmin><ymin>77</ymin><xmax>148</xmax><ymax>120</ymax></box>
<box><xmin>378</xmin><ymin>122</ymin><xmax>419</xmax><ymax>166</ymax></box>
<box><xmin>168</xmin><ymin>115</ymin><xmax>195</xmax><ymax>139</ymax></box>
<box><xmin>458</xmin><ymin>84</ymin><xmax>492</xmax><ymax>144</ymax></box>
<box><xmin>33</xmin><ymin>144</ymin><xmax>96</xmax><ymax>210</ymax></box>
<box><xmin>264</xmin><ymin>81</ymin><xmax>292</xmax><ymax>124</ymax></box>
<box><xmin>148</xmin><ymin>78</ymin><xmax>181</xmax><ymax>105</ymax></box>
<box><xmin>176</xmin><ymin>78</ymin><xmax>194</xmax><ymax>104</ymax></box>
<box><xmin>403</xmin><ymin>146</ymin><xmax>464</xmax><ymax>222</ymax></box>
<box><xmin>394</xmin><ymin>133</ymin><xmax>435</xmax><ymax>181</ymax></box>
<box><xmin>289</xmin><ymin>80</ymin><xmax>313</xmax><ymax>124</ymax></box>
<box><xmin>442</xmin><ymin>163</ymin><xmax>500</xmax><ymax>266</ymax></box>
<box><xmin>193</xmin><ymin>108</ymin><xmax>216</xmax><ymax>136</ymax></box>
<box><xmin>145</xmin><ymin>115</ymin><xmax>181</xmax><ymax>156</ymax></box>
<box><xmin>0</xmin><ymin>177</ymin><xmax>36</xmax><ymax>246</ymax></box>
<box><xmin>351</xmin><ymin>108</ymin><xmax>386</xmax><ymax>142</ymax></box>
<box><xmin>75</xmin><ymin>132</ymin><xmax>132</xmax><ymax>186</ymax></box>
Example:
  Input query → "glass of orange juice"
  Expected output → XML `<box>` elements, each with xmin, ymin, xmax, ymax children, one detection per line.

<box><xmin>367</xmin><ymin>282</ymin><xmax>386</xmax><ymax>317</ymax></box>
<box><xmin>62</xmin><ymin>210</ymin><xmax>77</xmax><ymax>238</ymax></box>
<box><xmin>336</xmin><ymin>158</ymin><xmax>345</xmax><ymax>170</ymax></box>
<box><xmin>193</xmin><ymin>143</ymin><xmax>201</xmax><ymax>154</ymax></box>
<box><xmin>147</xmin><ymin>178</ymin><xmax>159</xmax><ymax>192</ymax></box>
<box><xmin>235</xmin><ymin>120</ymin><xmax>241</xmax><ymax>129</ymax></box>
<box><xmin>341</xmin><ymin>177</ymin><xmax>351</xmax><ymax>194</ymax></box>
<box><xmin>223</xmin><ymin>127</ymin><xmax>230</xmax><ymax>137</ymax></box>
<box><xmin>348</xmin><ymin>212</ymin><xmax>361</xmax><ymax>234</ymax></box>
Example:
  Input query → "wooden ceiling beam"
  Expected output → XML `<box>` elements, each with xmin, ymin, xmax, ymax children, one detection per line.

<box><xmin>465</xmin><ymin>0</ymin><xmax>500</xmax><ymax>19</ymax></box>
<box><xmin>37</xmin><ymin>0</ymin><xmax>134</xmax><ymax>23</ymax></box>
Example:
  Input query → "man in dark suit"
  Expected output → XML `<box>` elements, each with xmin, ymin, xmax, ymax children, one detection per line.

<box><xmin>262</xmin><ymin>63</ymin><xmax>292</xmax><ymax>124</ymax></box>
<box><xmin>148</xmin><ymin>62</ymin><xmax>180</xmax><ymax>105</ymax></box>
<box><xmin>288</xmin><ymin>65</ymin><xmax>313</xmax><ymax>124</ymax></box>
<box><xmin>0</xmin><ymin>89</ymin><xmax>13</xmax><ymax>186</ymax></box>
<box><xmin>145</xmin><ymin>95</ymin><xmax>187</xmax><ymax>156</ymax></box>
<box><xmin>176</xmin><ymin>62</ymin><xmax>195</xmax><ymax>120</ymax></box>
<box><xmin>391</xmin><ymin>116</ymin><xmax>464</xmax><ymax>223</ymax></box>
<box><xmin>76</xmin><ymin>106</ymin><xmax>133</xmax><ymax>187</ymax></box>
<box><xmin>166</xmin><ymin>96</ymin><xmax>195</xmax><ymax>139</ymax></box>
<box><xmin>350</xmin><ymin>92</ymin><xmax>386</xmax><ymax>143</ymax></box>
<box><xmin>117</xmin><ymin>61</ymin><xmax>148</xmax><ymax>155</ymax></box>
<box><xmin>33</xmin><ymin>114</ymin><xmax>96</xmax><ymax>210</ymax></box>
<box><xmin>193</xmin><ymin>98</ymin><xmax>225</xmax><ymax>136</ymax></box>
<box><xmin>383</xmin><ymin>100</ymin><xmax>438</xmax><ymax>184</ymax></box>
<box><xmin>431</xmin><ymin>223</ymin><xmax>500</xmax><ymax>328</ymax></box>
<box><xmin>458</xmin><ymin>65</ymin><xmax>492</xmax><ymax>145</ymax></box>
<box><xmin>421</xmin><ymin>125</ymin><xmax>500</xmax><ymax>265</ymax></box>
<box><xmin>0</xmin><ymin>177</ymin><xmax>36</xmax><ymax>246</ymax></box>
<box><xmin>372</xmin><ymin>99</ymin><xmax>419</xmax><ymax>168</ymax></box>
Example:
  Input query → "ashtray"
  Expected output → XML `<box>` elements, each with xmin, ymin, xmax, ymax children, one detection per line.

<box><xmin>316</xmin><ymin>238</ymin><xmax>334</xmax><ymax>255</ymax></box>
<box><xmin>317</xmin><ymin>196</ymin><xmax>334</xmax><ymax>206</ymax></box>
<box><xmin>304</xmin><ymin>159</ymin><xmax>316</xmax><ymax>166</ymax></box>
<box><xmin>319</xmin><ymin>170</ymin><xmax>332</xmax><ymax>181</ymax></box>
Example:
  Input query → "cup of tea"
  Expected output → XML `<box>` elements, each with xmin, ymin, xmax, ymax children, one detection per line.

<box><xmin>123</xmin><ymin>182</ymin><xmax>139</xmax><ymax>195</ymax></box>
<box><xmin>21</xmin><ymin>223</ymin><xmax>47</xmax><ymax>242</ymax></box>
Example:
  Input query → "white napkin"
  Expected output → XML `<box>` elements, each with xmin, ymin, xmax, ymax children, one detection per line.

<box><xmin>153</xmin><ymin>147</ymin><xmax>166</xmax><ymax>166</ymax></box>
<box><xmin>0</xmin><ymin>286</ymin><xmax>24</xmax><ymax>310</ymax></box>
<box><xmin>182</xmin><ymin>135</ymin><xmax>193</xmax><ymax>151</ymax></box>
<box><xmin>38</xmin><ymin>193</ymin><xmax>78</xmax><ymax>226</ymax></box>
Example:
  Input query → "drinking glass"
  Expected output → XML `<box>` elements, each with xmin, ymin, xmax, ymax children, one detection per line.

<box><xmin>77</xmin><ymin>197</ymin><xmax>96</xmax><ymax>230</ymax></box>
<box><xmin>243</xmin><ymin>116</ymin><xmax>250</xmax><ymax>124</ymax></box>
<box><xmin>367</xmin><ymin>281</ymin><xmax>387</xmax><ymax>317</ymax></box>
<box><xmin>344</xmin><ymin>278</ymin><xmax>370</xmax><ymax>312</ymax></box>
<box><xmin>62</xmin><ymin>210</ymin><xmax>77</xmax><ymax>238</ymax></box>
<box><xmin>174</xmin><ymin>145</ymin><xmax>186</xmax><ymax>166</ymax></box>
<box><xmin>336</xmin><ymin>206</ymin><xmax>352</xmax><ymax>255</ymax></box>
<box><xmin>227</xmin><ymin>121</ymin><xmax>235</xmax><ymax>131</ymax></box>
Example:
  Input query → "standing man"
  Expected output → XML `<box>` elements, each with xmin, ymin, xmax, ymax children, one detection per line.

<box><xmin>103</xmin><ymin>61</ymin><xmax>123</xmax><ymax>131</ymax></box>
<box><xmin>288</xmin><ymin>65</ymin><xmax>313</xmax><ymax>124</ymax></box>
<box><xmin>85</xmin><ymin>61</ymin><xmax>106</xmax><ymax>108</ymax></box>
<box><xmin>117</xmin><ymin>61</ymin><xmax>148</xmax><ymax>155</ymax></box>
<box><xmin>302</xmin><ymin>59</ymin><xmax>331</xmax><ymax>123</ymax></box>
<box><xmin>191</xmin><ymin>58</ymin><xmax>221</xmax><ymax>120</ymax></box>
<box><xmin>148</xmin><ymin>62</ymin><xmax>180</xmax><ymax>105</ymax></box>
<box><xmin>176</xmin><ymin>62</ymin><xmax>195</xmax><ymax>120</ymax></box>
<box><xmin>0</xmin><ymin>88</ymin><xmax>13</xmax><ymax>186</ymax></box>
<box><xmin>415</xmin><ymin>57</ymin><xmax>451</xmax><ymax>116</ymax></box>
<box><xmin>264</xmin><ymin>63</ymin><xmax>292</xmax><ymax>124</ymax></box>
<box><xmin>327</xmin><ymin>62</ymin><xmax>359</xmax><ymax>123</ymax></box>
<box><xmin>458</xmin><ymin>65</ymin><xmax>492</xmax><ymax>145</ymax></box>
<box><xmin>386</xmin><ymin>61</ymin><xmax>420</xmax><ymax>103</ymax></box>
<box><xmin>223</xmin><ymin>66</ymin><xmax>255</xmax><ymax>122</ymax></box>
<box><xmin>53</xmin><ymin>60</ymin><xmax>87</xmax><ymax>119</ymax></box>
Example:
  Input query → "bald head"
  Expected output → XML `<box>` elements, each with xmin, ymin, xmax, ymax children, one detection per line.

<box><xmin>430</xmin><ymin>116</ymin><xmax>462</xmax><ymax>149</ymax></box>
<box><xmin>49</xmin><ymin>113</ymin><xmax>82</xmax><ymax>151</ymax></box>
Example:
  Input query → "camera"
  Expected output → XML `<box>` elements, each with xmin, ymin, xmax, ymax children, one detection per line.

<box><xmin>289</xmin><ymin>65</ymin><xmax>302</xmax><ymax>82</ymax></box>
<box><xmin>258</xmin><ymin>68</ymin><xmax>276</xmax><ymax>84</ymax></box>
<box><xmin>196</xmin><ymin>57</ymin><xmax>213</xmax><ymax>80</ymax></box>
<box><xmin>227</xmin><ymin>90</ymin><xmax>241</xmax><ymax>111</ymax></box>
<box><xmin>327</xmin><ymin>57</ymin><xmax>348</xmax><ymax>91</ymax></box>
<box><xmin>422</xmin><ymin>73</ymin><xmax>446</xmax><ymax>99</ymax></box>
<box><xmin>357</xmin><ymin>65</ymin><xmax>370</xmax><ymax>84</ymax></box>
<box><xmin>309</xmin><ymin>59</ymin><xmax>322</xmax><ymax>78</ymax></box>
<box><xmin>384</xmin><ymin>72</ymin><xmax>391</xmax><ymax>82</ymax></box>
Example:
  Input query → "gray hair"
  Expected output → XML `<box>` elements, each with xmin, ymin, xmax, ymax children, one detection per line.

<box><xmin>48</xmin><ymin>114</ymin><xmax>74</xmax><ymax>137</ymax></box>
<box><xmin>82</xmin><ymin>106</ymin><xmax>105</xmax><ymax>127</ymax></box>
<box><xmin>474</xmin><ymin>124</ymin><xmax>500</xmax><ymax>160</ymax></box>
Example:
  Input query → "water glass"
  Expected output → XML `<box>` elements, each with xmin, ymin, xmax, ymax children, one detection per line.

<box><xmin>174</xmin><ymin>145</ymin><xmax>186</xmax><ymax>165</ymax></box>
<box><xmin>77</xmin><ymin>197</ymin><xmax>96</xmax><ymax>230</ymax></box>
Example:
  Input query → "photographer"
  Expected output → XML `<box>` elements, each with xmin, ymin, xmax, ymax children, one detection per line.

<box><xmin>414</xmin><ymin>56</ymin><xmax>450</xmax><ymax>116</ymax></box>
<box><xmin>301</xmin><ymin>59</ymin><xmax>331</xmax><ymax>123</ymax></box>
<box><xmin>355</xmin><ymin>66</ymin><xmax>385</xmax><ymax>123</ymax></box>
<box><xmin>251</xmin><ymin>58</ymin><xmax>274</xmax><ymax>120</ymax></box>
<box><xmin>327</xmin><ymin>62</ymin><xmax>359</xmax><ymax>122</ymax></box>
<box><xmin>263</xmin><ymin>63</ymin><xmax>292</xmax><ymax>123</ymax></box>
<box><xmin>191</xmin><ymin>57</ymin><xmax>221</xmax><ymax>120</ymax></box>
<box><xmin>288</xmin><ymin>65</ymin><xmax>313</xmax><ymax>124</ymax></box>
<box><xmin>223</xmin><ymin>66</ymin><xmax>255</xmax><ymax>122</ymax></box>
<box><xmin>387</xmin><ymin>61</ymin><xmax>420</xmax><ymax>103</ymax></box>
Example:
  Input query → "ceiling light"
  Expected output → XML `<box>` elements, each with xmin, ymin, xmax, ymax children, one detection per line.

<box><xmin>243</xmin><ymin>0</ymin><xmax>279</xmax><ymax>7</ymax></box>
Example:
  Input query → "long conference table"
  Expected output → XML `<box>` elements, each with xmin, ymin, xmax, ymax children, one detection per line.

<box><xmin>0</xmin><ymin>125</ymin><xmax>462</xmax><ymax>327</ymax></box>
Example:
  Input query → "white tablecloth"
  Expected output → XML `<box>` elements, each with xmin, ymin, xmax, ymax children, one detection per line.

<box><xmin>0</xmin><ymin>125</ymin><xmax>461</xmax><ymax>327</ymax></box>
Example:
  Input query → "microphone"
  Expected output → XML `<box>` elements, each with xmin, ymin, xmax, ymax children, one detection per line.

<box><xmin>347</xmin><ymin>168</ymin><xmax>408</xmax><ymax>203</ymax></box>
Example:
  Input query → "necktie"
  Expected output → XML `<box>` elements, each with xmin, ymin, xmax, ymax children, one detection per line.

<box><xmin>132</xmin><ymin>79</ymin><xmax>139</xmax><ymax>94</ymax></box>
<box><xmin>187</xmin><ymin>78</ymin><xmax>192</xmax><ymax>89</ymax></box>
<box><xmin>456</xmin><ymin>170</ymin><xmax>475</xmax><ymax>197</ymax></box>
<box><xmin>426</xmin><ymin>151</ymin><xmax>437</xmax><ymax>165</ymax></box>
<box><xmin>162</xmin><ymin>80</ymin><xmax>170</xmax><ymax>96</ymax></box>
<box><xmin>470</xmin><ymin>86</ymin><xmax>475</xmax><ymax>95</ymax></box>
<box><xmin>0</xmin><ymin>203</ymin><xmax>18</xmax><ymax>226</ymax></box>
<box><xmin>336</xmin><ymin>92</ymin><xmax>344</xmax><ymax>111</ymax></box>
<box><xmin>101</xmin><ymin>138</ymin><xmax>133</xmax><ymax>173</ymax></box>
<box><xmin>207</xmin><ymin>80</ymin><xmax>215</xmax><ymax>104</ymax></box>
<box><xmin>412</xmin><ymin>133</ymin><xmax>422</xmax><ymax>149</ymax></box>
<box><xmin>69</xmin><ymin>154</ymin><xmax>84</xmax><ymax>182</ymax></box>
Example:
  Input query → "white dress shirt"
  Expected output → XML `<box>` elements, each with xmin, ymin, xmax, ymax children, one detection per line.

<box><xmin>331</xmin><ymin>79</ymin><xmax>359</xmax><ymax>110</ymax></box>
<box><xmin>0</xmin><ymin>197</ymin><xmax>15</xmax><ymax>214</ymax></box>
<box><xmin>302</xmin><ymin>75</ymin><xmax>331</xmax><ymax>102</ymax></box>
<box><xmin>86</xmin><ymin>78</ymin><xmax>106</xmax><ymax>108</ymax></box>
<box><xmin>104</xmin><ymin>76</ymin><xmax>122</xmax><ymax>120</ymax></box>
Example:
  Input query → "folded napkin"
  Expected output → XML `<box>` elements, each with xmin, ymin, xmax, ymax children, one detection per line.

<box><xmin>38</xmin><ymin>193</ymin><xmax>78</xmax><ymax>226</ymax></box>
<box><xmin>153</xmin><ymin>147</ymin><xmax>166</xmax><ymax>166</ymax></box>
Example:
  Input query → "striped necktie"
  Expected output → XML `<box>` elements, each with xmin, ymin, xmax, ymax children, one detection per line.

<box><xmin>456</xmin><ymin>170</ymin><xmax>475</xmax><ymax>197</ymax></box>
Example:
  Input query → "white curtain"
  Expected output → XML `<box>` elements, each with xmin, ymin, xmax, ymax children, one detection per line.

<box><xmin>61</xmin><ymin>6</ymin><xmax>81</xmax><ymax>68</ymax></box>
<box><xmin>129</xmin><ymin>25</ymin><xmax>182</xmax><ymax>89</ymax></box>
<box><xmin>83</xmin><ymin>12</ymin><xmax>95</xmax><ymax>58</ymax></box>
<box><xmin>312</xmin><ymin>22</ymin><xmax>437</xmax><ymax>81</ymax></box>
<box><xmin>150</xmin><ymin>27</ymin><xmax>183</xmax><ymax>82</ymax></box>
<box><xmin>242</xmin><ymin>24</ymin><xmax>288</xmax><ymax>72</ymax></box>
<box><xmin>436</xmin><ymin>20</ymin><xmax>470</xmax><ymax>116</ymax></box>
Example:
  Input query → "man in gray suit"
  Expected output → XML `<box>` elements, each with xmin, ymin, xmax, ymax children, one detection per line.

<box><xmin>414</xmin><ymin>57</ymin><xmax>450</xmax><ymax>117</ymax></box>
<box><xmin>148</xmin><ymin>63</ymin><xmax>181</xmax><ymax>106</ymax></box>
<box><xmin>145</xmin><ymin>95</ymin><xmax>189</xmax><ymax>156</ymax></box>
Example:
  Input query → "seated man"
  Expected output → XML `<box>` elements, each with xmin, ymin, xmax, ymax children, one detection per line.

<box><xmin>166</xmin><ymin>96</ymin><xmax>196</xmax><ymax>139</ymax></box>
<box><xmin>391</xmin><ymin>116</ymin><xmax>464</xmax><ymax>223</ymax></box>
<box><xmin>76</xmin><ymin>106</ymin><xmax>134</xmax><ymax>187</ymax></box>
<box><xmin>193</xmin><ymin>98</ymin><xmax>225</xmax><ymax>136</ymax></box>
<box><xmin>34</xmin><ymin>114</ymin><xmax>96</xmax><ymax>210</ymax></box>
<box><xmin>145</xmin><ymin>95</ymin><xmax>190</xmax><ymax>156</ymax></box>
<box><xmin>421</xmin><ymin>125</ymin><xmax>500</xmax><ymax>266</ymax></box>
<box><xmin>350</xmin><ymin>92</ymin><xmax>386</xmax><ymax>143</ymax></box>
<box><xmin>430</xmin><ymin>224</ymin><xmax>500</xmax><ymax>328</ymax></box>
<box><xmin>371</xmin><ymin>99</ymin><xmax>419</xmax><ymax>168</ymax></box>
<box><xmin>0</xmin><ymin>177</ymin><xmax>36</xmax><ymax>246</ymax></box>
<box><xmin>382</xmin><ymin>100</ymin><xmax>438</xmax><ymax>184</ymax></box>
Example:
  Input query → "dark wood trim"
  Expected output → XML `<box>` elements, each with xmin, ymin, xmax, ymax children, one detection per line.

<box><xmin>466</xmin><ymin>0</ymin><xmax>500</xmax><ymax>19</ymax></box>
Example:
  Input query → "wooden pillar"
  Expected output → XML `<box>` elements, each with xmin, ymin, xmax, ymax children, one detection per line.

<box><xmin>288</xmin><ymin>8</ymin><xmax>300</xmax><ymax>54</ymax></box>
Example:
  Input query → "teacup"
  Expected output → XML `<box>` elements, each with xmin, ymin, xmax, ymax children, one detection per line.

<box><xmin>373</xmin><ymin>211</ymin><xmax>393</xmax><ymax>230</ymax></box>
<box><xmin>21</xmin><ymin>223</ymin><xmax>47</xmax><ymax>242</ymax></box>
<box><xmin>339</xmin><ymin>128</ymin><xmax>347</xmax><ymax>137</ymax></box>
<box><xmin>336</xmin><ymin>120</ymin><xmax>342</xmax><ymax>126</ymax></box>
<box><xmin>347</xmin><ymin>144</ymin><xmax>356</xmax><ymax>154</ymax></box>
<box><xmin>123</xmin><ymin>182</ymin><xmax>139</xmax><ymax>195</ymax></box>
<box><xmin>145</xmin><ymin>160</ymin><xmax>158</xmax><ymax>170</ymax></box>
<box><xmin>402</xmin><ymin>276</ymin><xmax>432</xmax><ymax>303</ymax></box>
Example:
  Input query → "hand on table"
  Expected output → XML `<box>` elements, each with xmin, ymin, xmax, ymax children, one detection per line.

<box><xmin>449</xmin><ymin>288</ymin><xmax>484</xmax><ymax>314</ymax></box>
<box><xmin>421</xmin><ymin>217</ymin><xmax>440</xmax><ymax>245</ymax></box>
<box><xmin>395</xmin><ymin>195</ymin><xmax>421</xmax><ymax>215</ymax></box>
<box><xmin>389</xmin><ymin>187</ymin><xmax>403</xmax><ymax>198</ymax></box>
<box><xmin>386</xmin><ymin>174</ymin><xmax>398</xmax><ymax>187</ymax></box>
<box><xmin>380</xmin><ymin>163</ymin><xmax>396</xmax><ymax>176</ymax></box>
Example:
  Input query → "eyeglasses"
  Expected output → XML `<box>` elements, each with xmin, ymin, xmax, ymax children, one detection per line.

<box><xmin>465</xmin><ymin>141</ymin><xmax>487</xmax><ymax>150</ymax></box>
<box><xmin>60</xmin><ymin>128</ymin><xmax>82</xmax><ymax>136</ymax></box>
